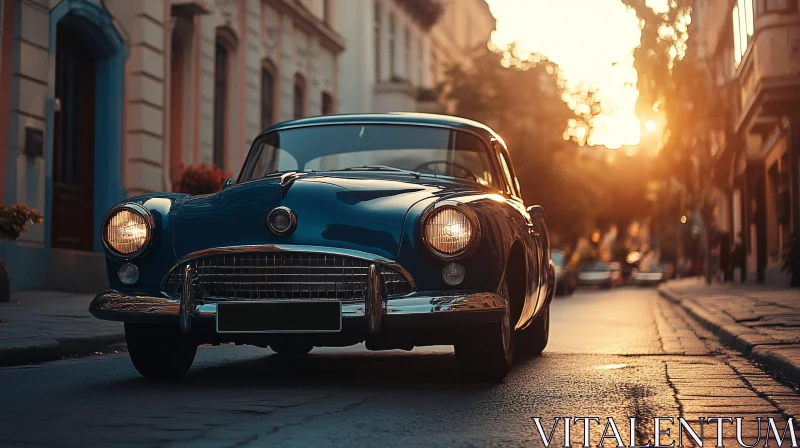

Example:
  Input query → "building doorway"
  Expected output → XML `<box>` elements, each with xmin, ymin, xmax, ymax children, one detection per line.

<box><xmin>51</xmin><ymin>24</ymin><xmax>96</xmax><ymax>251</ymax></box>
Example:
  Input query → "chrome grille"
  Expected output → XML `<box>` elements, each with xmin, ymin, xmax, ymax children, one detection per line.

<box><xmin>162</xmin><ymin>252</ymin><xmax>413</xmax><ymax>302</ymax></box>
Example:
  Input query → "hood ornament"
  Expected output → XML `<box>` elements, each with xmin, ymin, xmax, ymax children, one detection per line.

<box><xmin>267</xmin><ymin>206</ymin><xmax>297</xmax><ymax>236</ymax></box>
<box><xmin>279</xmin><ymin>171</ymin><xmax>307</xmax><ymax>197</ymax></box>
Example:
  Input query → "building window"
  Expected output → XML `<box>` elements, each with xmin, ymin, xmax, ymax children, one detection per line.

<box><xmin>374</xmin><ymin>1</ymin><xmax>381</xmax><ymax>81</ymax></box>
<box><xmin>213</xmin><ymin>40</ymin><xmax>228</xmax><ymax>169</ymax></box>
<box><xmin>322</xmin><ymin>92</ymin><xmax>334</xmax><ymax>115</ymax></box>
<box><xmin>388</xmin><ymin>13</ymin><xmax>396</xmax><ymax>78</ymax></box>
<box><xmin>323</xmin><ymin>0</ymin><xmax>331</xmax><ymax>25</ymax></box>
<box><xmin>431</xmin><ymin>51</ymin><xmax>438</xmax><ymax>84</ymax></box>
<box><xmin>417</xmin><ymin>39</ymin><xmax>423</xmax><ymax>86</ymax></box>
<box><xmin>732</xmin><ymin>0</ymin><xmax>755</xmax><ymax>66</ymax></box>
<box><xmin>761</xmin><ymin>0</ymin><xmax>797</xmax><ymax>14</ymax></box>
<box><xmin>404</xmin><ymin>26</ymin><xmax>410</xmax><ymax>79</ymax></box>
<box><xmin>261</xmin><ymin>61</ymin><xmax>276</xmax><ymax>130</ymax></box>
<box><xmin>293</xmin><ymin>74</ymin><xmax>306</xmax><ymax>119</ymax></box>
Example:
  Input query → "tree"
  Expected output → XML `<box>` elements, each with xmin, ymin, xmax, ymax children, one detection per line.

<box><xmin>439</xmin><ymin>44</ymin><xmax>607</xmax><ymax>245</ymax></box>
<box><xmin>622</xmin><ymin>0</ymin><xmax>736</xmax><ymax>216</ymax></box>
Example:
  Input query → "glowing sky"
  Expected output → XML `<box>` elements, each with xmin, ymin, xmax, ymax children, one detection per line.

<box><xmin>485</xmin><ymin>0</ymin><xmax>668</xmax><ymax>149</ymax></box>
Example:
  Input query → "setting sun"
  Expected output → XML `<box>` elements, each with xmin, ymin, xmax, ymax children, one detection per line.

<box><xmin>486</xmin><ymin>0</ymin><xmax>669</xmax><ymax>149</ymax></box>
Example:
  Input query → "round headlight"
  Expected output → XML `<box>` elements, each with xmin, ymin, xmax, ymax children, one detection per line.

<box><xmin>422</xmin><ymin>205</ymin><xmax>479</xmax><ymax>258</ymax></box>
<box><xmin>102</xmin><ymin>204</ymin><xmax>153</xmax><ymax>258</ymax></box>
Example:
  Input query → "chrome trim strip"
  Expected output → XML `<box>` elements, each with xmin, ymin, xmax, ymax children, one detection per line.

<box><xmin>160</xmin><ymin>244</ymin><xmax>417</xmax><ymax>292</ymax></box>
<box><xmin>365</xmin><ymin>264</ymin><xmax>385</xmax><ymax>334</ymax></box>
<box><xmin>180</xmin><ymin>264</ymin><xmax>195</xmax><ymax>334</ymax></box>
<box><xmin>100</xmin><ymin>203</ymin><xmax>156</xmax><ymax>260</ymax></box>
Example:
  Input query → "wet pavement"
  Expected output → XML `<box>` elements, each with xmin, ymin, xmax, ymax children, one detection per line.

<box><xmin>1</xmin><ymin>287</ymin><xmax>797</xmax><ymax>447</ymax></box>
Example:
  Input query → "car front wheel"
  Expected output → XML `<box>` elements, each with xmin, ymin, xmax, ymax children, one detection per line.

<box><xmin>455</xmin><ymin>279</ymin><xmax>513</xmax><ymax>382</ymax></box>
<box><xmin>516</xmin><ymin>303</ymin><xmax>550</xmax><ymax>356</ymax></box>
<box><xmin>125</xmin><ymin>323</ymin><xmax>197</xmax><ymax>380</ymax></box>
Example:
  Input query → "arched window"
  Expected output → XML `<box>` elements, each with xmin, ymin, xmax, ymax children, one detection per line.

<box><xmin>388</xmin><ymin>13</ymin><xmax>396</xmax><ymax>77</ymax></box>
<box><xmin>261</xmin><ymin>60</ymin><xmax>277</xmax><ymax>129</ymax></box>
<box><xmin>293</xmin><ymin>74</ymin><xmax>306</xmax><ymax>119</ymax></box>
<box><xmin>374</xmin><ymin>1</ymin><xmax>382</xmax><ymax>81</ymax></box>
<box><xmin>213</xmin><ymin>27</ymin><xmax>237</xmax><ymax>170</ymax></box>
<box><xmin>322</xmin><ymin>92</ymin><xmax>334</xmax><ymax>115</ymax></box>
<box><xmin>170</xmin><ymin>18</ymin><xmax>193</xmax><ymax>184</ymax></box>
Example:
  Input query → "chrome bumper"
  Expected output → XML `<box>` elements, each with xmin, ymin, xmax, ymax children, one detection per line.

<box><xmin>89</xmin><ymin>291</ymin><xmax>506</xmax><ymax>331</ymax></box>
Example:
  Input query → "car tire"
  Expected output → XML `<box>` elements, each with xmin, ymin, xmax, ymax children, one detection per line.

<box><xmin>515</xmin><ymin>302</ymin><xmax>550</xmax><ymax>357</ymax></box>
<box><xmin>269</xmin><ymin>339</ymin><xmax>314</xmax><ymax>356</ymax></box>
<box><xmin>125</xmin><ymin>323</ymin><xmax>197</xmax><ymax>380</ymax></box>
<box><xmin>455</xmin><ymin>279</ymin><xmax>513</xmax><ymax>382</ymax></box>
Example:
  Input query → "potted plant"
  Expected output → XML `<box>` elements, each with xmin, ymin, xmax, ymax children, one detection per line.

<box><xmin>782</xmin><ymin>232</ymin><xmax>800</xmax><ymax>288</ymax></box>
<box><xmin>0</xmin><ymin>204</ymin><xmax>43</xmax><ymax>302</ymax></box>
<box><xmin>172</xmin><ymin>163</ymin><xmax>231</xmax><ymax>196</ymax></box>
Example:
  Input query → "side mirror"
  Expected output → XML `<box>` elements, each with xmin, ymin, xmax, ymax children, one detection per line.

<box><xmin>222</xmin><ymin>177</ymin><xmax>235</xmax><ymax>190</ymax></box>
<box><xmin>527</xmin><ymin>204</ymin><xmax>545</xmax><ymax>220</ymax></box>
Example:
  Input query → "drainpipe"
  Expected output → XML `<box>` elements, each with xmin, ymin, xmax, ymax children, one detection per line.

<box><xmin>163</xmin><ymin>4</ymin><xmax>175</xmax><ymax>192</ymax></box>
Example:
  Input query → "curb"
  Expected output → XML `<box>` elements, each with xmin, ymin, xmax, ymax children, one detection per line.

<box><xmin>658</xmin><ymin>286</ymin><xmax>800</xmax><ymax>385</ymax></box>
<box><xmin>0</xmin><ymin>333</ymin><xmax>125</xmax><ymax>367</ymax></box>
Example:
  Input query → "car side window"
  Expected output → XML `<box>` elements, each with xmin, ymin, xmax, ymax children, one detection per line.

<box><xmin>502</xmin><ymin>149</ymin><xmax>522</xmax><ymax>198</ymax></box>
<box><xmin>492</xmin><ymin>141</ymin><xmax>519</xmax><ymax>198</ymax></box>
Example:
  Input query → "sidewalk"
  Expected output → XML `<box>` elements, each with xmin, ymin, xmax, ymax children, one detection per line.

<box><xmin>659</xmin><ymin>278</ymin><xmax>800</xmax><ymax>384</ymax></box>
<box><xmin>0</xmin><ymin>291</ymin><xmax>124</xmax><ymax>366</ymax></box>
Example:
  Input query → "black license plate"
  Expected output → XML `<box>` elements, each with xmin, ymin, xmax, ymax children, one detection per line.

<box><xmin>216</xmin><ymin>301</ymin><xmax>342</xmax><ymax>333</ymax></box>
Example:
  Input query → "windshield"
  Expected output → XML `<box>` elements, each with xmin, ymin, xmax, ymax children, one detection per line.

<box><xmin>239</xmin><ymin>124</ymin><xmax>500</xmax><ymax>187</ymax></box>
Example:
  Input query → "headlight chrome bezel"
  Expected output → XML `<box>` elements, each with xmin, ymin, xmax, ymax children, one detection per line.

<box><xmin>101</xmin><ymin>203</ymin><xmax>155</xmax><ymax>260</ymax></box>
<box><xmin>420</xmin><ymin>201</ymin><xmax>481</xmax><ymax>261</ymax></box>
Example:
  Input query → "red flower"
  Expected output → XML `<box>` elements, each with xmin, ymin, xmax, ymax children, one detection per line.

<box><xmin>173</xmin><ymin>163</ymin><xmax>232</xmax><ymax>196</ymax></box>
<box><xmin>0</xmin><ymin>204</ymin><xmax>44</xmax><ymax>242</ymax></box>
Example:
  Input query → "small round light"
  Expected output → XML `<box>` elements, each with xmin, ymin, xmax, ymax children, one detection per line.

<box><xmin>442</xmin><ymin>262</ymin><xmax>465</xmax><ymax>286</ymax></box>
<box><xmin>267</xmin><ymin>207</ymin><xmax>296</xmax><ymax>236</ymax></box>
<box><xmin>424</xmin><ymin>207</ymin><xmax>474</xmax><ymax>257</ymax></box>
<box><xmin>118</xmin><ymin>263</ymin><xmax>139</xmax><ymax>285</ymax></box>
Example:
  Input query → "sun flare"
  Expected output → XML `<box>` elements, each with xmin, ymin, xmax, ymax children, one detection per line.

<box><xmin>486</xmin><ymin>0</ymin><xmax>670</xmax><ymax>149</ymax></box>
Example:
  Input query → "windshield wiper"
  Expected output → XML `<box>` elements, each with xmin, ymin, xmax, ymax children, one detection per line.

<box><xmin>335</xmin><ymin>165</ymin><xmax>421</xmax><ymax>179</ymax></box>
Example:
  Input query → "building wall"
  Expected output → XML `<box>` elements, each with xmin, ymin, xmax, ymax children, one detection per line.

<box><xmin>429</xmin><ymin>0</ymin><xmax>494</xmax><ymax>86</ymax></box>
<box><xmin>690</xmin><ymin>0</ymin><xmax>800</xmax><ymax>286</ymax></box>
<box><xmin>0</xmin><ymin>0</ymin><xmax>343</xmax><ymax>292</ymax></box>
<box><xmin>336</xmin><ymin>0</ymin><xmax>439</xmax><ymax>114</ymax></box>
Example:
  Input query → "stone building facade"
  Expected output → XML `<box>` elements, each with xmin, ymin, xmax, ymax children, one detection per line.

<box><xmin>335</xmin><ymin>0</ymin><xmax>495</xmax><ymax>114</ymax></box>
<box><xmin>0</xmin><ymin>0</ymin><xmax>344</xmax><ymax>291</ymax></box>
<box><xmin>690</xmin><ymin>0</ymin><xmax>799</xmax><ymax>285</ymax></box>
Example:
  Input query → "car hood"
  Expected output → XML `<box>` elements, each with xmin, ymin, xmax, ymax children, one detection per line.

<box><xmin>171</xmin><ymin>173</ymin><xmax>470</xmax><ymax>260</ymax></box>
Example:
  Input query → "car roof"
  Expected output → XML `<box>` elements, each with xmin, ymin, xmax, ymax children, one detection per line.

<box><xmin>258</xmin><ymin>112</ymin><xmax>499</xmax><ymax>141</ymax></box>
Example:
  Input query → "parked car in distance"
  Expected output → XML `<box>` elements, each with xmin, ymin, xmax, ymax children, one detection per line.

<box><xmin>633</xmin><ymin>263</ymin><xmax>666</xmax><ymax>286</ymax></box>
<box><xmin>89</xmin><ymin>112</ymin><xmax>556</xmax><ymax>383</ymax></box>
<box><xmin>577</xmin><ymin>260</ymin><xmax>623</xmax><ymax>289</ymax></box>
<box><xmin>552</xmin><ymin>249</ymin><xmax>576</xmax><ymax>296</ymax></box>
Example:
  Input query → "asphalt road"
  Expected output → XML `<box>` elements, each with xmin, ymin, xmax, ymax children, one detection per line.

<box><xmin>1</xmin><ymin>287</ymin><xmax>797</xmax><ymax>448</ymax></box>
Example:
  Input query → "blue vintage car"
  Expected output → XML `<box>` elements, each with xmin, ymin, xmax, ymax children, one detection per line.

<box><xmin>90</xmin><ymin>113</ymin><xmax>556</xmax><ymax>382</ymax></box>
